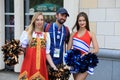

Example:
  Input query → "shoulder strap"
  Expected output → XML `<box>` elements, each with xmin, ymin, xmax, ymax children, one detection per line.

<box><xmin>64</xmin><ymin>26</ymin><xmax>70</xmax><ymax>44</ymax></box>
<box><xmin>65</xmin><ymin>26</ymin><xmax>69</xmax><ymax>37</ymax></box>
<box><xmin>64</xmin><ymin>26</ymin><xmax>70</xmax><ymax>52</ymax></box>
<box><xmin>45</xmin><ymin>23</ymin><xmax>51</xmax><ymax>32</ymax></box>
<box><xmin>44</xmin><ymin>32</ymin><xmax>47</xmax><ymax>41</ymax></box>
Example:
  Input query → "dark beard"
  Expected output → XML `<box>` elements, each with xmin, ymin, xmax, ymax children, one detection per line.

<box><xmin>57</xmin><ymin>18</ymin><xmax>65</xmax><ymax>24</ymax></box>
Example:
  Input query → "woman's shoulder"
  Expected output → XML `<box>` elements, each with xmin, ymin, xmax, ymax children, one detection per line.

<box><xmin>22</xmin><ymin>30</ymin><xmax>28</xmax><ymax>35</ymax></box>
<box><xmin>88</xmin><ymin>30</ymin><xmax>95</xmax><ymax>38</ymax></box>
<box><xmin>71</xmin><ymin>31</ymin><xmax>78</xmax><ymax>38</ymax></box>
<box><xmin>71</xmin><ymin>31</ymin><xmax>77</xmax><ymax>36</ymax></box>
<box><xmin>20</xmin><ymin>30</ymin><xmax>28</xmax><ymax>39</ymax></box>
<box><xmin>43</xmin><ymin>32</ymin><xmax>50</xmax><ymax>38</ymax></box>
<box><xmin>44</xmin><ymin>32</ymin><xmax>49</xmax><ymax>35</ymax></box>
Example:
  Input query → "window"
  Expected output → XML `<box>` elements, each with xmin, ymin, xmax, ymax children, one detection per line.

<box><xmin>5</xmin><ymin>0</ymin><xmax>14</xmax><ymax>41</ymax></box>
<box><xmin>24</xmin><ymin>0</ymin><xmax>63</xmax><ymax>28</ymax></box>
<box><xmin>4</xmin><ymin>0</ymin><xmax>14</xmax><ymax>71</ymax></box>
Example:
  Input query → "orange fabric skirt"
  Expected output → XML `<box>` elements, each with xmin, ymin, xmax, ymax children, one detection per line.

<box><xmin>18</xmin><ymin>47</ymin><xmax>48</xmax><ymax>80</ymax></box>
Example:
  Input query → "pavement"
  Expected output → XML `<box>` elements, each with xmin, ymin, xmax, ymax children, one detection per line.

<box><xmin>0</xmin><ymin>69</ymin><xmax>19</xmax><ymax>80</ymax></box>
<box><xmin>0</xmin><ymin>69</ymin><xmax>74</xmax><ymax>80</ymax></box>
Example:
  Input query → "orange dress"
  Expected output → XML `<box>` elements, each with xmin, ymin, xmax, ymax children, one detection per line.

<box><xmin>18</xmin><ymin>31</ymin><xmax>50</xmax><ymax>80</ymax></box>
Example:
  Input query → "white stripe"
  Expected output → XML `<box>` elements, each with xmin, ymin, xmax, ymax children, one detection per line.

<box><xmin>73</xmin><ymin>46</ymin><xmax>88</xmax><ymax>53</ymax></box>
<box><xmin>73</xmin><ymin>37</ymin><xmax>89</xmax><ymax>48</ymax></box>
<box><xmin>73</xmin><ymin>38</ymin><xmax>89</xmax><ymax>53</ymax></box>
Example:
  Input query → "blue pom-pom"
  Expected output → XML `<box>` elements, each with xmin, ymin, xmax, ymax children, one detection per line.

<box><xmin>64</xmin><ymin>49</ymin><xmax>81</xmax><ymax>66</ymax></box>
<box><xmin>64</xmin><ymin>49</ymin><xmax>99</xmax><ymax>73</ymax></box>
<box><xmin>83</xmin><ymin>53</ymin><xmax>99</xmax><ymax>68</ymax></box>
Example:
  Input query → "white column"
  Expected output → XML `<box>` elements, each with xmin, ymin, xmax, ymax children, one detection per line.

<box><xmin>14</xmin><ymin>0</ymin><xmax>24</xmax><ymax>72</ymax></box>
<box><xmin>0</xmin><ymin>0</ymin><xmax>5</xmax><ymax>70</ymax></box>
<box><xmin>64</xmin><ymin>1</ymin><xmax>79</xmax><ymax>80</ymax></box>
<box><xmin>64</xmin><ymin>0</ymin><xmax>79</xmax><ymax>32</ymax></box>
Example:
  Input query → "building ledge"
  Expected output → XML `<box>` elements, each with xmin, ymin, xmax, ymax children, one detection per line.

<box><xmin>97</xmin><ymin>48</ymin><xmax>120</xmax><ymax>60</ymax></box>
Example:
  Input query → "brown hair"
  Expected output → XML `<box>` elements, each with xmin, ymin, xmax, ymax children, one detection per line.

<box><xmin>72</xmin><ymin>12</ymin><xmax>90</xmax><ymax>31</ymax></box>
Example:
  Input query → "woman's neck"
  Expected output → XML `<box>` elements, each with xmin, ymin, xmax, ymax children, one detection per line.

<box><xmin>34</xmin><ymin>27</ymin><xmax>43</xmax><ymax>32</ymax></box>
<box><xmin>79</xmin><ymin>27</ymin><xmax>86</xmax><ymax>32</ymax></box>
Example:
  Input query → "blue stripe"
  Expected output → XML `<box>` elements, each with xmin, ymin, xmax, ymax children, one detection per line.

<box><xmin>73</xmin><ymin>45</ymin><xmax>88</xmax><ymax>52</ymax></box>
<box><xmin>88</xmin><ymin>69</ymin><xmax>94</xmax><ymax>73</ymax></box>
<box><xmin>73</xmin><ymin>38</ymin><xmax>89</xmax><ymax>48</ymax></box>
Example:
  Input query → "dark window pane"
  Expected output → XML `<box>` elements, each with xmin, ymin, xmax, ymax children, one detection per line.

<box><xmin>5</xmin><ymin>27</ymin><xmax>14</xmax><ymax>41</ymax></box>
<box><xmin>24</xmin><ymin>15</ymin><xmax>33</xmax><ymax>27</ymax></box>
<box><xmin>5</xmin><ymin>15</ymin><xmax>14</xmax><ymax>25</ymax></box>
<box><xmin>5</xmin><ymin>0</ymin><xmax>14</xmax><ymax>13</ymax></box>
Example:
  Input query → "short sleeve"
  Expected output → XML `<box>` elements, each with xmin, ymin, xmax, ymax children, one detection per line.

<box><xmin>20</xmin><ymin>31</ymin><xmax>29</xmax><ymax>48</ymax></box>
<box><xmin>46</xmin><ymin>32</ymin><xmax>51</xmax><ymax>54</ymax></box>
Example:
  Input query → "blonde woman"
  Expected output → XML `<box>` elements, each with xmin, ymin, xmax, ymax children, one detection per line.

<box><xmin>18</xmin><ymin>12</ymin><xmax>57</xmax><ymax>80</ymax></box>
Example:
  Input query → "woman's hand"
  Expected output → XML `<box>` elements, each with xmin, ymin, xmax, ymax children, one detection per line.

<box><xmin>52</xmin><ymin>66</ymin><xmax>58</xmax><ymax>71</ymax></box>
<box><xmin>18</xmin><ymin>51</ymin><xmax>24</xmax><ymax>55</ymax></box>
<box><xmin>18</xmin><ymin>47</ymin><xmax>25</xmax><ymax>55</ymax></box>
<box><xmin>89</xmin><ymin>49</ymin><xmax>96</xmax><ymax>54</ymax></box>
<box><xmin>80</xmin><ymin>53</ymin><xmax>87</xmax><ymax>58</ymax></box>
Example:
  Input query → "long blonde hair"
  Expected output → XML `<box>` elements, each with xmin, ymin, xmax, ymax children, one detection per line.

<box><xmin>26</xmin><ymin>12</ymin><xmax>44</xmax><ymax>45</ymax></box>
